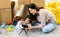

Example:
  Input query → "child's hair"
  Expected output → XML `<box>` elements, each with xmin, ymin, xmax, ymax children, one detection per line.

<box><xmin>14</xmin><ymin>16</ymin><xmax>19</xmax><ymax>21</ymax></box>
<box><xmin>23</xmin><ymin>15</ymin><xmax>31</xmax><ymax>21</ymax></box>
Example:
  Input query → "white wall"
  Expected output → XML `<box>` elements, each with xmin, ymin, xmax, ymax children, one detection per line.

<box><xmin>45</xmin><ymin>0</ymin><xmax>60</xmax><ymax>4</ymax></box>
<box><xmin>45</xmin><ymin>0</ymin><xmax>54</xmax><ymax>4</ymax></box>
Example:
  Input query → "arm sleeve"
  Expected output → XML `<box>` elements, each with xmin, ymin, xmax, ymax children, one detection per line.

<box><xmin>39</xmin><ymin>9</ymin><xmax>46</xmax><ymax>27</ymax></box>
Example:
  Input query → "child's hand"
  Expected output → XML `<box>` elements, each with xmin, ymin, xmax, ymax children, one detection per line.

<box><xmin>27</xmin><ymin>24</ymin><xmax>32</xmax><ymax>30</ymax></box>
<box><xmin>25</xmin><ymin>28</ymin><xmax>29</xmax><ymax>31</ymax></box>
<box><xmin>25</xmin><ymin>27</ymin><xmax>31</xmax><ymax>31</ymax></box>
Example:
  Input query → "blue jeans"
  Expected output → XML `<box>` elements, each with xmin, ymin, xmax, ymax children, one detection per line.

<box><xmin>13</xmin><ymin>20</ymin><xmax>18</xmax><ymax>26</ymax></box>
<box><xmin>32</xmin><ymin>22</ymin><xmax>56</xmax><ymax>33</ymax></box>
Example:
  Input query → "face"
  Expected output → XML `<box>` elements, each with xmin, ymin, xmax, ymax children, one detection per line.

<box><xmin>29</xmin><ymin>8</ymin><xmax>37</xmax><ymax>15</ymax></box>
<box><xmin>25</xmin><ymin>18</ymin><xmax>30</xmax><ymax>24</ymax></box>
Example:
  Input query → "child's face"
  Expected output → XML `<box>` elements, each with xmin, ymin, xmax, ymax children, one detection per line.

<box><xmin>25</xmin><ymin>18</ymin><xmax>30</xmax><ymax>24</ymax></box>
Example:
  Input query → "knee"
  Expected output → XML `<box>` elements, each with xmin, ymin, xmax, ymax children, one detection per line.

<box><xmin>42</xmin><ymin>23</ymin><xmax>56</xmax><ymax>33</ymax></box>
<box><xmin>42</xmin><ymin>26</ymin><xmax>56</xmax><ymax>33</ymax></box>
<box><xmin>42</xmin><ymin>28</ymin><xmax>49</xmax><ymax>33</ymax></box>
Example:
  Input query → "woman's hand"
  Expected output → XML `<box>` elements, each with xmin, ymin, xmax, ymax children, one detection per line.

<box><xmin>27</xmin><ymin>24</ymin><xmax>32</xmax><ymax>29</ymax></box>
<box><xmin>25</xmin><ymin>28</ymin><xmax>30</xmax><ymax>31</ymax></box>
<box><xmin>25</xmin><ymin>27</ymin><xmax>32</xmax><ymax>31</ymax></box>
<box><xmin>25</xmin><ymin>24</ymin><xmax>32</xmax><ymax>31</ymax></box>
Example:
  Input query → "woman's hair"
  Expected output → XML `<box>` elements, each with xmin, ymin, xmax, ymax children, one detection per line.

<box><xmin>28</xmin><ymin>3</ymin><xmax>39</xmax><ymax>11</ymax></box>
<box><xmin>28</xmin><ymin>3</ymin><xmax>44</xmax><ymax>23</ymax></box>
<box><xmin>28</xmin><ymin>3</ymin><xmax>44</xmax><ymax>11</ymax></box>
<box><xmin>23</xmin><ymin>15</ymin><xmax>38</xmax><ymax>23</ymax></box>
<box><xmin>28</xmin><ymin>4</ymin><xmax>38</xmax><ymax>22</ymax></box>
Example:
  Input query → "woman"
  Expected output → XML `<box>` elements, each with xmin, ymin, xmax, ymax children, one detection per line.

<box><xmin>27</xmin><ymin>3</ymin><xmax>56</xmax><ymax>33</ymax></box>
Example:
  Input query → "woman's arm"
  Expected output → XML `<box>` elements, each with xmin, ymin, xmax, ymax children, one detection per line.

<box><xmin>31</xmin><ymin>26</ymin><xmax>41</xmax><ymax>29</ymax></box>
<box><xmin>39</xmin><ymin>9</ymin><xmax>46</xmax><ymax>27</ymax></box>
<box><xmin>30</xmin><ymin>9</ymin><xmax>46</xmax><ymax>29</ymax></box>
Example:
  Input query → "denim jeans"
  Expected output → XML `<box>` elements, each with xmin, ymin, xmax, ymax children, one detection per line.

<box><xmin>32</xmin><ymin>21</ymin><xmax>56</xmax><ymax>33</ymax></box>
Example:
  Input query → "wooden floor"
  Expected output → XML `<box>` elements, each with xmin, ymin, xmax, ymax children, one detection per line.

<box><xmin>0</xmin><ymin>25</ymin><xmax>60</xmax><ymax>37</ymax></box>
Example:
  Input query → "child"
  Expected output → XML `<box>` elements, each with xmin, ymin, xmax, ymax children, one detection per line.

<box><xmin>13</xmin><ymin>16</ymin><xmax>19</xmax><ymax>26</ymax></box>
<box><xmin>15</xmin><ymin>15</ymin><xmax>31</xmax><ymax>31</ymax></box>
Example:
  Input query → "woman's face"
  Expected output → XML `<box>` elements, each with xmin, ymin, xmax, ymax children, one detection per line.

<box><xmin>29</xmin><ymin>8</ymin><xmax>37</xmax><ymax>15</ymax></box>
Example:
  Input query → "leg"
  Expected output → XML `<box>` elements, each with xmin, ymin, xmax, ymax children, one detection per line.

<box><xmin>18</xmin><ymin>28</ymin><xmax>25</xmax><ymax>35</ymax></box>
<box><xmin>15</xmin><ymin>21</ymin><xmax>23</xmax><ymax>29</ymax></box>
<box><xmin>18</xmin><ymin>29</ymin><xmax>24</xmax><ymax>35</ymax></box>
<box><xmin>31</xmin><ymin>22</ymin><xmax>41</xmax><ymax>31</ymax></box>
<box><xmin>32</xmin><ymin>22</ymin><xmax>41</xmax><ymax>26</ymax></box>
<box><xmin>25</xmin><ymin>30</ymin><xmax>28</xmax><ymax>36</ymax></box>
<box><xmin>42</xmin><ymin>22</ymin><xmax>56</xmax><ymax>33</ymax></box>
